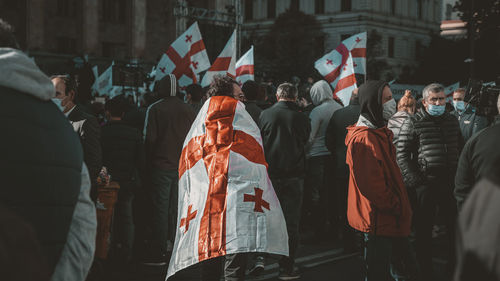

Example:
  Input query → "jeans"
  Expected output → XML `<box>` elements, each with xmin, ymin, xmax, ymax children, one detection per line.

<box><xmin>148</xmin><ymin>168</ymin><xmax>179</xmax><ymax>255</ymax></box>
<box><xmin>364</xmin><ymin>234</ymin><xmax>418</xmax><ymax>281</ymax></box>
<box><xmin>200</xmin><ymin>254</ymin><xmax>248</xmax><ymax>281</ymax></box>
<box><xmin>271</xmin><ymin>177</ymin><xmax>304</xmax><ymax>272</ymax></box>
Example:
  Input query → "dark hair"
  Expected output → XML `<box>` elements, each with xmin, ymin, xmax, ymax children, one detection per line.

<box><xmin>50</xmin><ymin>74</ymin><xmax>79</xmax><ymax>96</ymax></box>
<box><xmin>104</xmin><ymin>96</ymin><xmax>127</xmax><ymax>117</ymax></box>
<box><xmin>207</xmin><ymin>75</ymin><xmax>238</xmax><ymax>97</ymax></box>
<box><xmin>298</xmin><ymin>88</ymin><xmax>313</xmax><ymax>104</ymax></box>
<box><xmin>276</xmin><ymin>82</ymin><xmax>298</xmax><ymax>100</ymax></box>
<box><xmin>0</xmin><ymin>18</ymin><xmax>19</xmax><ymax>49</ymax></box>
<box><xmin>242</xmin><ymin>80</ymin><xmax>259</xmax><ymax>101</ymax></box>
<box><xmin>186</xmin><ymin>84</ymin><xmax>203</xmax><ymax>102</ymax></box>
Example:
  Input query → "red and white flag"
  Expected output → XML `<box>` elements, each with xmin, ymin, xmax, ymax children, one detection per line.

<box><xmin>201</xmin><ymin>30</ymin><xmax>237</xmax><ymax>87</ymax></box>
<box><xmin>235</xmin><ymin>46</ymin><xmax>254</xmax><ymax>85</ymax></box>
<box><xmin>315</xmin><ymin>32</ymin><xmax>367</xmax><ymax>105</ymax></box>
<box><xmin>167</xmin><ymin>96</ymin><xmax>289</xmax><ymax>279</ymax></box>
<box><xmin>155</xmin><ymin>22</ymin><xmax>210</xmax><ymax>89</ymax></box>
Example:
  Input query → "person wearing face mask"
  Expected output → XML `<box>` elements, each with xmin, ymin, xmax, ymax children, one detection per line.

<box><xmin>396</xmin><ymin>83</ymin><xmax>463</xmax><ymax>280</ymax></box>
<box><xmin>345</xmin><ymin>80</ymin><xmax>415</xmax><ymax>281</ymax></box>
<box><xmin>450</xmin><ymin>88</ymin><xmax>488</xmax><ymax>143</ymax></box>
<box><xmin>388</xmin><ymin>90</ymin><xmax>416</xmax><ymax>143</ymax></box>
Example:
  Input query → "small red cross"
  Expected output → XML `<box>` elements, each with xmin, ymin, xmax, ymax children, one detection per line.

<box><xmin>343</xmin><ymin>63</ymin><xmax>348</xmax><ymax>71</ymax></box>
<box><xmin>353</xmin><ymin>62</ymin><xmax>357</xmax><ymax>67</ymax></box>
<box><xmin>355</xmin><ymin>37</ymin><xmax>361</xmax><ymax>43</ymax></box>
<box><xmin>244</xmin><ymin>187</ymin><xmax>270</xmax><ymax>213</ymax></box>
<box><xmin>185</xmin><ymin>34</ymin><xmax>193</xmax><ymax>43</ymax></box>
<box><xmin>326</xmin><ymin>59</ymin><xmax>333</xmax><ymax>65</ymax></box>
<box><xmin>180</xmin><ymin>204</ymin><xmax>197</xmax><ymax>233</ymax></box>
<box><xmin>191</xmin><ymin>61</ymin><xmax>199</xmax><ymax>70</ymax></box>
<box><xmin>159</xmin><ymin>67</ymin><xmax>166</xmax><ymax>73</ymax></box>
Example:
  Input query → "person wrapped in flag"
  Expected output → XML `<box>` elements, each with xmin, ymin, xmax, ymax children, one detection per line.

<box><xmin>167</xmin><ymin>75</ymin><xmax>289</xmax><ymax>280</ymax></box>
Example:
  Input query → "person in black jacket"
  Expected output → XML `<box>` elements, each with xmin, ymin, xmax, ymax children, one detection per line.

<box><xmin>242</xmin><ymin>80</ymin><xmax>263</xmax><ymax>127</ymax></box>
<box><xmin>396</xmin><ymin>83</ymin><xmax>463</xmax><ymax>280</ymax></box>
<box><xmin>260</xmin><ymin>83</ymin><xmax>311</xmax><ymax>280</ymax></box>
<box><xmin>52</xmin><ymin>75</ymin><xmax>103</xmax><ymax>201</ymax></box>
<box><xmin>454</xmin><ymin>98</ymin><xmax>500</xmax><ymax>211</ymax></box>
<box><xmin>325</xmin><ymin>89</ymin><xmax>360</xmax><ymax>251</ymax></box>
<box><xmin>101</xmin><ymin>96</ymin><xmax>144</xmax><ymax>265</ymax></box>
<box><xmin>450</xmin><ymin>88</ymin><xmax>488</xmax><ymax>143</ymax></box>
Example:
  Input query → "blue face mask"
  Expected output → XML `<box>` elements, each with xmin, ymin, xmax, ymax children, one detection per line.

<box><xmin>427</xmin><ymin>104</ymin><xmax>446</xmax><ymax>116</ymax></box>
<box><xmin>453</xmin><ymin>101</ymin><xmax>465</xmax><ymax>111</ymax></box>
<box><xmin>51</xmin><ymin>98</ymin><xmax>65</xmax><ymax>112</ymax></box>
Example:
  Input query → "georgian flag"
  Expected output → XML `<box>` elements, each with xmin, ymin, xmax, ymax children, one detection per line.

<box><xmin>236</xmin><ymin>46</ymin><xmax>254</xmax><ymax>85</ymax></box>
<box><xmin>155</xmin><ymin>22</ymin><xmax>210</xmax><ymax>89</ymax></box>
<box><xmin>315</xmin><ymin>32</ymin><xmax>367</xmax><ymax>105</ymax></box>
<box><xmin>201</xmin><ymin>30</ymin><xmax>237</xmax><ymax>87</ymax></box>
<box><xmin>94</xmin><ymin>62</ymin><xmax>114</xmax><ymax>96</ymax></box>
<box><xmin>167</xmin><ymin>96</ymin><xmax>289</xmax><ymax>279</ymax></box>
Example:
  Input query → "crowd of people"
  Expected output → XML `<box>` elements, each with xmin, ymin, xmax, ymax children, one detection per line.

<box><xmin>1</xmin><ymin>17</ymin><xmax>500</xmax><ymax>281</ymax></box>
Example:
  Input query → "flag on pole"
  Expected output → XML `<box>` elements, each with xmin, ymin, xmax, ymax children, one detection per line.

<box><xmin>94</xmin><ymin>62</ymin><xmax>114</xmax><ymax>96</ymax></box>
<box><xmin>235</xmin><ymin>46</ymin><xmax>254</xmax><ymax>85</ymax></box>
<box><xmin>314</xmin><ymin>32</ymin><xmax>367</xmax><ymax>105</ymax></box>
<box><xmin>201</xmin><ymin>30</ymin><xmax>237</xmax><ymax>87</ymax></box>
<box><xmin>167</xmin><ymin>96</ymin><xmax>289</xmax><ymax>279</ymax></box>
<box><xmin>155</xmin><ymin>22</ymin><xmax>210</xmax><ymax>89</ymax></box>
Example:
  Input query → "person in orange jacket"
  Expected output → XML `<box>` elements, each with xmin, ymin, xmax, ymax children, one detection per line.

<box><xmin>345</xmin><ymin>80</ymin><xmax>416</xmax><ymax>281</ymax></box>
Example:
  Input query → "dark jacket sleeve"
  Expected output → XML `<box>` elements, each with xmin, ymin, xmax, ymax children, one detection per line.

<box><xmin>325</xmin><ymin>116</ymin><xmax>335</xmax><ymax>153</ymax></box>
<box><xmin>81</xmin><ymin>116</ymin><xmax>102</xmax><ymax>188</ymax></box>
<box><xmin>144</xmin><ymin>106</ymin><xmax>158</xmax><ymax>165</ymax></box>
<box><xmin>454</xmin><ymin>139</ymin><xmax>475</xmax><ymax>211</ymax></box>
<box><xmin>396</xmin><ymin>117</ymin><xmax>423</xmax><ymax>188</ymax></box>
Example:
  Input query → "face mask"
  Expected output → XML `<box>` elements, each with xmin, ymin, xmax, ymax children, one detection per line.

<box><xmin>382</xmin><ymin>98</ymin><xmax>397</xmax><ymax>121</ymax></box>
<box><xmin>427</xmin><ymin>104</ymin><xmax>446</xmax><ymax>116</ymax></box>
<box><xmin>51</xmin><ymin>98</ymin><xmax>65</xmax><ymax>112</ymax></box>
<box><xmin>453</xmin><ymin>101</ymin><xmax>465</xmax><ymax>112</ymax></box>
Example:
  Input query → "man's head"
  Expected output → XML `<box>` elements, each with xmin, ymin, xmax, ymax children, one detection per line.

<box><xmin>276</xmin><ymin>83</ymin><xmax>298</xmax><ymax>102</ymax></box>
<box><xmin>207</xmin><ymin>75</ymin><xmax>243</xmax><ymax>101</ymax></box>
<box><xmin>422</xmin><ymin>83</ymin><xmax>446</xmax><ymax>116</ymax></box>
<box><xmin>51</xmin><ymin>75</ymin><xmax>78</xmax><ymax>113</ymax></box>
<box><xmin>297</xmin><ymin>89</ymin><xmax>313</xmax><ymax>108</ymax></box>
<box><xmin>157</xmin><ymin>74</ymin><xmax>179</xmax><ymax>98</ymax></box>
<box><xmin>452</xmin><ymin>88</ymin><xmax>467</xmax><ymax>112</ymax></box>
<box><xmin>104</xmin><ymin>96</ymin><xmax>127</xmax><ymax>120</ymax></box>
<box><xmin>0</xmin><ymin>18</ymin><xmax>19</xmax><ymax>49</ymax></box>
<box><xmin>241</xmin><ymin>80</ymin><xmax>259</xmax><ymax>102</ymax></box>
<box><xmin>358</xmin><ymin>80</ymin><xmax>393</xmax><ymax>128</ymax></box>
<box><xmin>185</xmin><ymin>83</ymin><xmax>203</xmax><ymax>104</ymax></box>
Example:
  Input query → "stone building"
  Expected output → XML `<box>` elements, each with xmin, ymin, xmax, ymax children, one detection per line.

<box><xmin>242</xmin><ymin>0</ymin><xmax>443</xmax><ymax>78</ymax></box>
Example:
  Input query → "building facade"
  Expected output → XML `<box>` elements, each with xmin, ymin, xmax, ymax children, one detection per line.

<box><xmin>242</xmin><ymin>0</ymin><xmax>442</xmax><ymax>77</ymax></box>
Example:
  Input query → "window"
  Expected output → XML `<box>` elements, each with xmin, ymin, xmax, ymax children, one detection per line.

<box><xmin>315</xmin><ymin>0</ymin><xmax>325</xmax><ymax>14</ymax></box>
<box><xmin>102</xmin><ymin>42</ymin><xmax>124</xmax><ymax>58</ymax></box>
<box><xmin>56</xmin><ymin>0</ymin><xmax>77</xmax><ymax>17</ymax></box>
<box><xmin>290</xmin><ymin>0</ymin><xmax>299</xmax><ymax>11</ymax></box>
<box><xmin>390</xmin><ymin>0</ymin><xmax>396</xmax><ymax>15</ymax></box>
<box><xmin>417</xmin><ymin>0</ymin><xmax>422</xmax><ymax>19</ymax></box>
<box><xmin>388</xmin><ymin>37</ymin><xmax>395</xmax><ymax>58</ymax></box>
<box><xmin>245</xmin><ymin>0</ymin><xmax>253</xmax><ymax>21</ymax></box>
<box><xmin>341</xmin><ymin>34</ymin><xmax>351</xmax><ymax>41</ymax></box>
<box><xmin>56</xmin><ymin>37</ymin><xmax>77</xmax><ymax>54</ymax></box>
<box><xmin>267</xmin><ymin>0</ymin><xmax>276</xmax><ymax>19</ymax></box>
<box><xmin>102</xmin><ymin>0</ymin><xmax>126</xmax><ymax>23</ymax></box>
<box><xmin>445</xmin><ymin>4</ymin><xmax>452</xmax><ymax>20</ymax></box>
<box><xmin>341</xmin><ymin>0</ymin><xmax>352</xmax><ymax>12</ymax></box>
<box><xmin>415</xmin><ymin>41</ymin><xmax>422</xmax><ymax>59</ymax></box>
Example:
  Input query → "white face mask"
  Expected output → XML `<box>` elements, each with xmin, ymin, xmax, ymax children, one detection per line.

<box><xmin>383</xmin><ymin>98</ymin><xmax>397</xmax><ymax>121</ymax></box>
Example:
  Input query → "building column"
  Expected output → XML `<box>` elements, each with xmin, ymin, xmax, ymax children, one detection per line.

<box><xmin>26</xmin><ymin>0</ymin><xmax>44</xmax><ymax>50</ymax></box>
<box><xmin>131</xmin><ymin>0</ymin><xmax>146</xmax><ymax>59</ymax></box>
<box><xmin>82</xmin><ymin>0</ymin><xmax>99</xmax><ymax>55</ymax></box>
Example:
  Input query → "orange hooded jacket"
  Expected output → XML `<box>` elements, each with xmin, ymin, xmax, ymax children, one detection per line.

<box><xmin>345</xmin><ymin>125</ymin><xmax>412</xmax><ymax>237</ymax></box>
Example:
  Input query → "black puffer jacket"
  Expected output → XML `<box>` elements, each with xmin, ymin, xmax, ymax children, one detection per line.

<box><xmin>396</xmin><ymin>109</ymin><xmax>463</xmax><ymax>188</ymax></box>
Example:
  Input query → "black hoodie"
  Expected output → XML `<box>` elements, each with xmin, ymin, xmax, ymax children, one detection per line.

<box><xmin>358</xmin><ymin>80</ymin><xmax>388</xmax><ymax>128</ymax></box>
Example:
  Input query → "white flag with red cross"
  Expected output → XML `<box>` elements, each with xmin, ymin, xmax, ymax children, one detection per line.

<box><xmin>201</xmin><ymin>30</ymin><xmax>237</xmax><ymax>87</ymax></box>
<box><xmin>155</xmin><ymin>22</ymin><xmax>210</xmax><ymax>89</ymax></box>
<box><xmin>315</xmin><ymin>32</ymin><xmax>366</xmax><ymax>105</ymax></box>
<box><xmin>167</xmin><ymin>96</ymin><xmax>289</xmax><ymax>279</ymax></box>
<box><xmin>236</xmin><ymin>46</ymin><xmax>254</xmax><ymax>85</ymax></box>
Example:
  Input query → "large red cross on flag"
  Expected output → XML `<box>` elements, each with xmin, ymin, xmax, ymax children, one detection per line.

<box><xmin>201</xmin><ymin>30</ymin><xmax>237</xmax><ymax>87</ymax></box>
<box><xmin>155</xmin><ymin>22</ymin><xmax>210</xmax><ymax>89</ymax></box>
<box><xmin>167</xmin><ymin>96</ymin><xmax>289</xmax><ymax>279</ymax></box>
<box><xmin>315</xmin><ymin>32</ymin><xmax>367</xmax><ymax>105</ymax></box>
<box><xmin>235</xmin><ymin>46</ymin><xmax>254</xmax><ymax>85</ymax></box>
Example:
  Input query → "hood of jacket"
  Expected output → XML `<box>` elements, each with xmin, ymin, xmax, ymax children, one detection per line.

<box><xmin>358</xmin><ymin>80</ymin><xmax>388</xmax><ymax>128</ymax></box>
<box><xmin>310</xmin><ymin>80</ymin><xmax>333</xmax><ymax>106</ymax></box>
<box><xmin>345</xmin><ymin>123</ymin><xmax>393</xmax><ymax>148</ymax></box>
<box><xmin>0</xmin><ymin>48</ymin><xmax>55</xmax><ymax>101</ymax></box>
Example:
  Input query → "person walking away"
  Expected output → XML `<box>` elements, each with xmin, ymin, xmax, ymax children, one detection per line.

<box><xmin>345</xmin><ymin>80</ymin><xmax>415</xmax><ymax>281</ymax></box>
<box><xmin>388</xmin><ymin>90</ymin><xmax>416</xmax><ymax>142</ymax></box>
<box><xmin>185</xmin><ymin>83</ymin><xmax>204</xmax><ymax>114</ymax></box>
<box><xmin>241</xmin><ymin>80</ymin><xmax>263</xmax><ymax>127</ymax></box>
<box><xmin>450</xmin><ymin>88</ymin><xmax>488</xmax><ymax>143</ymax></box>
<box><xmin>260</xmin><ymin>83</ymin><xmax>311</xmax><ymax>280</ymax></box>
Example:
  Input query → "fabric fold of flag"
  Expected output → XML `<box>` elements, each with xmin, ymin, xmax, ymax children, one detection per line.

<box><xmin>201</xmin><ymin>30</ymin><xmax>237</xmax><ymax>87</ymax></box>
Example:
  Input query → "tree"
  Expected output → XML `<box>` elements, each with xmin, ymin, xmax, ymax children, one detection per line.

<box><xmin>247</xmin><ymin>9</ymin><xmax>324</xmax><ymax>82</ymax></box>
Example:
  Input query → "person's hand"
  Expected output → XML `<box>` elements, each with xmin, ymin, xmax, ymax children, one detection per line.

<box><xmin>405</xmin><ymin>89</ymin><xmax>411</xmax><ymax>95</ymax></box>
